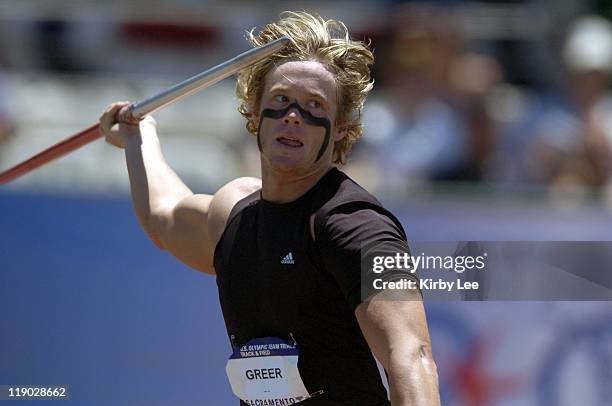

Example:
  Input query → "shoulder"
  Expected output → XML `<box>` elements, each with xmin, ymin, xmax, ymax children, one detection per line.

<box><xmin>319</xmin><ymin>208</ymin><xmax>406</xmax><ymax>248</ymax></box>
<box><xmin>319</xmin><ymin>169</ymin><xmax>384</xmax><ymax>212</ymax></box>
<box><xmin>313</xmin><ymin>169</ymin><xmax>406</xmax><ymax>242</ymax></box>
<box><xmin>208</xmin><ymin>177</ymin><xmax>261</xmax><ymax>250</ymax></box>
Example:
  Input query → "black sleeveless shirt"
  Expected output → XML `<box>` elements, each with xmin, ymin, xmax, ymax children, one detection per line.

<box><xmin>213</xmin><ymin>168</ymin><xmax>414</xmax><ymax>405</ymax></box>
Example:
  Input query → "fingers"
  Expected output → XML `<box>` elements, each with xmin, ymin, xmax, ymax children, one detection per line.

<box><xmin>117</xmin><ymin>104</ymin><xmax>141</xmax><ymax>126</ymax></box>
<box><xmin>100</xmin><ymin>101</ymin><xmax>158</xmax><ymax>150</ymax></box>
<box><xmin>100</xmin><ymin>101</ymin><xmax>138</xmax><ymax>149</ymax></box>
<box><xmin>99</xmin><ymin>101</ymin><xmax>131</xmax><ymax>137</ymax></box>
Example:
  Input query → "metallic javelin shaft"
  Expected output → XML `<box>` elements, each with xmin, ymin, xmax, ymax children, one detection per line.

<box><xmin>0</xmin><ymin>36</ymin><xmax>289</xmax><ymax>185</ymax></box>
<box><xmin>130</xmin><ymin>36</ymin><xmax>289</xmax><ymax>119</ymax></box>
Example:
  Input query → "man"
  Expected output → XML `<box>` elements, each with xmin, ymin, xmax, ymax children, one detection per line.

<box><xmin>100</xmin><ymin>11</ymin><xmax>439</xmax><ymax>405</ymax></box>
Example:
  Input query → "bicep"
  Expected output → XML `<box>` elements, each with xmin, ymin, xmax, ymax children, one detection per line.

<box><xmin>356</xmin><ymin>291</ymin><xmax>440</xmax><ymax>404</ymax></box>
<box><xmin>355</xmin><ymin>289</ymin><xmax>431</xmax><ymax>370</ymax></box>
<box><xmin>151</xmin><ymin>177</ymin><xmax>261</xmax><ymax>275</ymax></box>
<box><xmin>157</xmin><ymin>193</ymin><xmax>216</xmax><ymax>274</ymax></box>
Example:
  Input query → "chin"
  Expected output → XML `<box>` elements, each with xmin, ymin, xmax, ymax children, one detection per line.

<box><xmin>265</xmin><ymin>153</ymin><xmax>310</xmax><ymax>174</ymax></box>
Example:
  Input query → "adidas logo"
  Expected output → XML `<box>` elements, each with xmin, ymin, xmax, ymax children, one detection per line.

<box><xmin>281</xmin><ymin>252</ymin><xmax>295</xmax><ymax>265</ymax></box>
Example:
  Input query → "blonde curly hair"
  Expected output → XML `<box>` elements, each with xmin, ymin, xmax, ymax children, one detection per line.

<box><xmin>236</xmin><ymin>11</ymin><xmax>374</xmax><ymax>164</ymax></box>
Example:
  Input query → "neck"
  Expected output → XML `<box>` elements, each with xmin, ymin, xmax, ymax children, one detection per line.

<box><xmin>261</xmin><ymin>163</ymin><xmax>333</xmax><ymax>204</ymax></box>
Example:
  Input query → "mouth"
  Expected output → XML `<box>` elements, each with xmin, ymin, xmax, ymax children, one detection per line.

<box><xmin>276</xmin><ymin>137</ymin><xmax>304</xmax><ymax>148</ymax></box>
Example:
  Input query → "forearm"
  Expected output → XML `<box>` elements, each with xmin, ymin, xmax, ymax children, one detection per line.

<box><xmin>387</xmin><ymin>345</ymin><xmax>440</xmax><ymax>406</ymax></box>
<box><xmin>124</xmin><ymin>121</ymin><xmax>192</xmax><ymax>242</ymax></box>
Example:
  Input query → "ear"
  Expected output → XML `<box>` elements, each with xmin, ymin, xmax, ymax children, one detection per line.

<box><xmin>334</xmin><ymin>123</ymin><xmax>348</xmax><ymax>142</ymax></box>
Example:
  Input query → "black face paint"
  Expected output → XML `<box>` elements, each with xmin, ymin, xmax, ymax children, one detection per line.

<box><xmin>256</xmin><ymin>102</ymin><xmax>331</xmax><ymax>162</ymax></box>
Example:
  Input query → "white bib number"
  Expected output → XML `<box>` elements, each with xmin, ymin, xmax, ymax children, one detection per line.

<box><xmin>226</xmin><ymin>337</ymin><xmax>314</xmax><ymax>405</ymax></box>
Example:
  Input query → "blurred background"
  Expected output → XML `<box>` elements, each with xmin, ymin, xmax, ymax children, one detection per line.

<box><xmin>1</xmin><ymin>0</ymin><xmax>612</xmax><ymax>405</ymax></box>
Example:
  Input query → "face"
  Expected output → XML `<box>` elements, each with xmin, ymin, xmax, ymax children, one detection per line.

<box><xmin>255</xmin><ymin>60</ymin><xmax>346</xmax><ymax>174</ymax></box>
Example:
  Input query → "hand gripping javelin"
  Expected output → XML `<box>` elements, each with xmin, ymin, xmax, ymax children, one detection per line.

<box><xmin>0</xmin><ymin>36</ymin><xmax>290</xmax><ymax>185</ymax></box>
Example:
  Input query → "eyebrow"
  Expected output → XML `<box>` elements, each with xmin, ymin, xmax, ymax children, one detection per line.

<box><xmin>268</xmin><ymin>84</ymin><xmax>329</xmax><ymax>103</ymax></box>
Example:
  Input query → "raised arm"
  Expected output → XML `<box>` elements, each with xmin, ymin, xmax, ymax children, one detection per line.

<box><xmin>99</xmin><ymin>101</ymin><xmax>260</xmax><ymax>275</ymax></box>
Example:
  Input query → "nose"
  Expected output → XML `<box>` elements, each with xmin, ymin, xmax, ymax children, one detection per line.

<box><xmin>283</xmin><ymin>107</ymin><xmax>303</xmax><ymax>127</ymax></box>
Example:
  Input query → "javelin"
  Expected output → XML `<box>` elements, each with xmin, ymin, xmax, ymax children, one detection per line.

<box><xmin>0</xmin><ymin>36</ymin><xmax>290</xmax><ymax>185</ymax></box>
